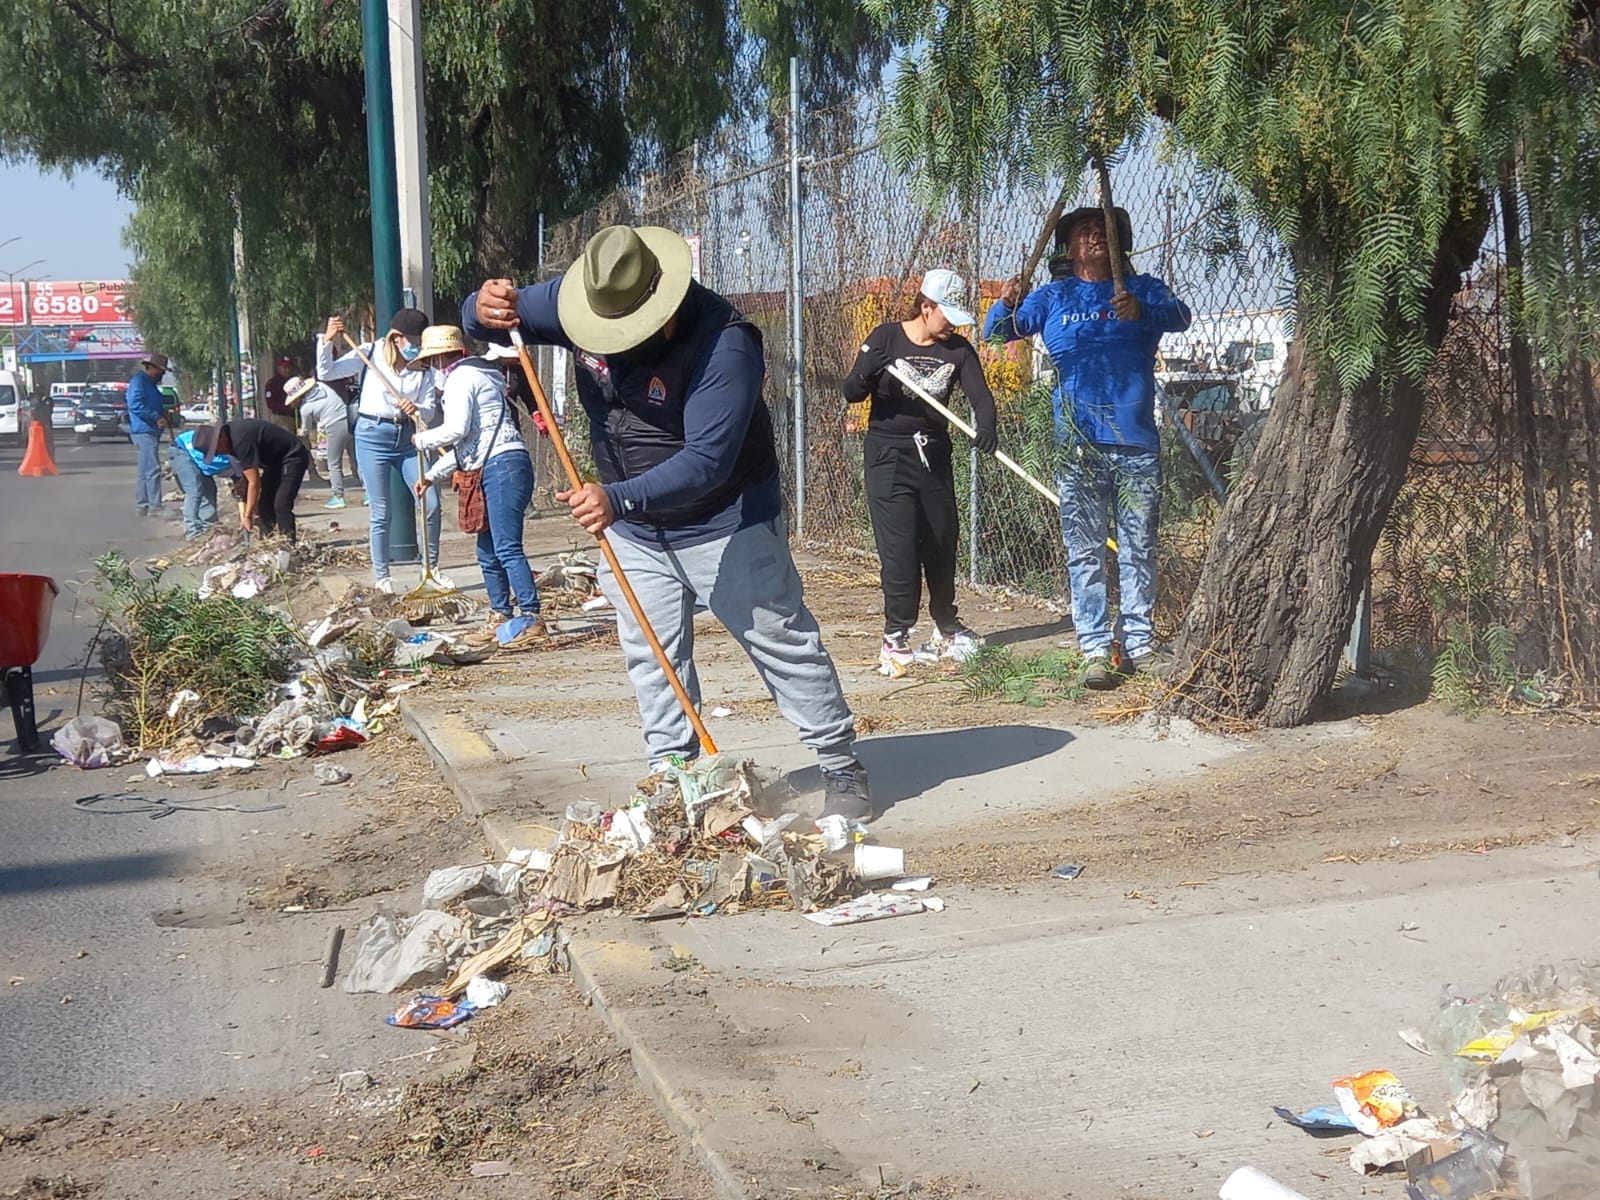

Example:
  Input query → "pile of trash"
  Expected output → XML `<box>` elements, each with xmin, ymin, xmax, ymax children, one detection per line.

<box><xmin>1269</xmin><ymin>965</ymin><xmax>1600</xmax><ymax>1200</ymax></box>
<box><xmin>534</xmin><ymin>755</ymin><xmax>939</xmax><ymax>924</ymax></box>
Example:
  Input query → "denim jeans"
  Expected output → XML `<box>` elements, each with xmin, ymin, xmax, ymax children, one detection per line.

<box><xmin>1058</xmin><ymin>445</ymin><xmax>1162</xmax><ymax>657</ymax></box>
<box><xmin>131</xmin><ymin>431</ymin><xmax>163</xmax><ymax>512</ymax></box>
<box><xmin>477</xmin><ymin>450</ymin><xmax>540</xmax><ymax>616</ymax></box>
<box><xmin>352</xmin><ymin>416</ymin><xmax>439</xmax><ymax>578</ymax></box>
<box><xmin>168</xmin><ymin>444</ymin><xmax>217</xmax><ymax>538</ymax></box>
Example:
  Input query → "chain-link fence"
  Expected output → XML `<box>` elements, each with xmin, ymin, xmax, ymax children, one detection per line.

<box><xmin>535</xmin><ymin>88</ymin><xmax>1599</xmax><ymax>699</ymax></box>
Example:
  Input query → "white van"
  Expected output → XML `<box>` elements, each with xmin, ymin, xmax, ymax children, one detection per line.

<box><xmin>0</xmin><ymin>370</ymin><xmax>25</xmax><ymax>442</ymax></box>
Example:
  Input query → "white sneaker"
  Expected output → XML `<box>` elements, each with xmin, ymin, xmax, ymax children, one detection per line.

<box><xmin>429</xmin><ymin>572</ymin><xmax>456</xmax><ymax>590</ymax></box>
<box><xmin>373</xmin><ymin>577</ymin><xmax>395</xmax><ymax>595</ymax></box>
<box><xmin>878</xmin><ymin>630</ymin><xmax>914</xmax><ymax>677</ymax></box>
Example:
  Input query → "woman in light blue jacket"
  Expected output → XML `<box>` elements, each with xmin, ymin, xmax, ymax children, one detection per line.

<box><xmin>315</xmin><ymin>308</ymin><xmax>445</xmax><ymax>592</ymax></box>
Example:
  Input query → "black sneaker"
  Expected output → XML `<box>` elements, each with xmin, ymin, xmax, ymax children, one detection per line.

<box><xmin>820</xmin><ymin>761</ymin><xmax>873</xmax><ymax>823</ymax></box>
<box><xmin>1126</xmin><ymin>646</ymin><xmax>1175</xmax><ymax>678</ymax></box>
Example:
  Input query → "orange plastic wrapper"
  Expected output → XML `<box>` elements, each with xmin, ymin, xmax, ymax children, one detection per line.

<box><xmin>1332</xmin><ymin>1069</ymin><xmax>1421</xmax><ymax>1135</ymax></box>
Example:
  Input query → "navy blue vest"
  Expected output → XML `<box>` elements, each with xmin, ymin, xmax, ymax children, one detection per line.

<box><xmin>574</xmin><ymin>285</ymin><xmax>779</xmax><ymax>528</ymax></box>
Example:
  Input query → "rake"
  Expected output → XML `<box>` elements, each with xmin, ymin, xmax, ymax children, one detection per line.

<box><xmin>507</xmin><ymin>328</ymin><xmax>719</xmax><ymax>758</ymax></box>
<box><xmin>331</xmin><ymin>330</ymin><xmax>472</xmax><ymax>622</ymax></box>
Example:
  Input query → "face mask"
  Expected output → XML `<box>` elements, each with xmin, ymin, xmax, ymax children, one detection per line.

<box><xmin>399</xmin><ymin>342</ymin><xmax>420</xmax><ymax>361</ymax></box>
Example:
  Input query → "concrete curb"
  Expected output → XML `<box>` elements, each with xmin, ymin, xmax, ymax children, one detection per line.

<box><xmin>399</xmin><ymin>697</ymin><xmax>757</xmax><ymax>1200</ymax></box>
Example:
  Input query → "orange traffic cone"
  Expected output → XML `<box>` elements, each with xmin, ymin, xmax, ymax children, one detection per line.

<box><xmin>18</xmin><ymin>419</ymin><xmax>59</xmax><ymax>477</ymax></box>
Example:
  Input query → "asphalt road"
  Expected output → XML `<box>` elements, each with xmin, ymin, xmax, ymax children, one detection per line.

<box><xmin>0</xmin><ymin>438</ymin><xmax>403</xmax><ymax>1112</ymax></box>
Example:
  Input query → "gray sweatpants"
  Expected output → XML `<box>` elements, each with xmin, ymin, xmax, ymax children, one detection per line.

<box><xmin>598</xmin><ymin>515</ymin><xmax>858</xmax><ymax>772</ymax></box>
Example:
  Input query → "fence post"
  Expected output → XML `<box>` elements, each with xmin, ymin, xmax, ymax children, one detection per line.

<box><xmin>788</xmin><ymin>55</ymin><xmax>806</xmax><ymax>539</ymax></box>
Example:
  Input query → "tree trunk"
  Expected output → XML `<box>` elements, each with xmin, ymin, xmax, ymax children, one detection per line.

<box><xmin>1171</xmin><ymin>200</ymin><xmax>1490</xmax><ymax>726</ymax></box>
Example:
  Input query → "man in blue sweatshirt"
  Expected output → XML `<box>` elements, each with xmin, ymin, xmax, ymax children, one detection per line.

<box><xmin>464</xmin><ymin>225</ymin><xmax>871</xmax><ymax>821</ymax></box>
<box><xmin>127</xmin><ymin>352</ymin><xmax>170</xmax><ymax>517</ymax></box>
<box><xmin>984</xmin><ymin>206</ymin><xmax>1192</xmax><ymax>688</ymax></box>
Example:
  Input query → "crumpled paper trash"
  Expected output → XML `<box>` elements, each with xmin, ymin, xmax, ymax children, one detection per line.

<box><xmin>344</xmin><ymin>910</ymin><xmax>467</xmax><ymax>994</ymax></box>
<box><xmin>51</xmin><ymin>715</ymin><xmax>124</xmax><ymax>769</ymax></box>
<box><xmin>464</xmin><ymin>976</ymin><xmax>509</xmax><ymax>1009</ymax></box>
<box><xmin>1348</xmin><ymin>1116</ymin><xmax>1460</xmax><ymax>1175</ymax></box>
<box><xmin>146</xmin><ymin>754</ymin><xmax>254</xmax><ymax>776</ymax></box>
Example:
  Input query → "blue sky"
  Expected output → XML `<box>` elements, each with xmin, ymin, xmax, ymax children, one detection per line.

<box><xmin>0</xmin><ymin>161</ymin><xmax>133</xmax><ymax>281</ymax></box>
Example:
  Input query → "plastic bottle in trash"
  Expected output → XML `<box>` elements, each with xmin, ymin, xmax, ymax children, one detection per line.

<box><xmin>1218</xmin><ymin>1167</ymin><xmax>1312</xmax><ymax>1200</ymax></box>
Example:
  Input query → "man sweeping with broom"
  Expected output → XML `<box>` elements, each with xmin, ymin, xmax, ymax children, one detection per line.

<box><xmin>464</xmin><ymin>225</ymin><xmax>873</xmax><ymax>823</ymax></box>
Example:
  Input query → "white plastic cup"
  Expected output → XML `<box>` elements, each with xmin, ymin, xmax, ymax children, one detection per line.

<box><xmin>853</xmin><ymin>843</ymin><xmax>906</xmax><ymax>880</ymax></box>
<box><xmin>1218</xmin><ymin>1167</ymin><xmax>1312</xmax><ymax>1200</ymax></box>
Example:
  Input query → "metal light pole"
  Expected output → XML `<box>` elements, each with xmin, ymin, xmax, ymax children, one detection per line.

<box><xmin>787</xmin><ymin>56</ymin><xmax>806</xmax><ymax>538</ymax></box>
<box><xmin>389</xmin><ymin>0</ymin><xmax>433</xmax><ymax>315</ymax></box>
<box><xmin>361</xmin><ymin>0</ymin><xmax>417</xmax><ymax>562</ymax></box>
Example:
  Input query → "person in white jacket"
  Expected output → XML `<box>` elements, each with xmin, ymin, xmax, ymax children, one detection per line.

<box><xmin>408</xmin><ymin>325</ymin><xmax>543</xmax><ymax>641</ymax></box>
<box><xmin>285</xmin><ymin>376</ymin><xmax>361</xmax><ymax>508</ymax></box>
<box><xmin>315</xmin><ymin>307</ymin><xmax>447</xmax><ymax>592</ymax></box>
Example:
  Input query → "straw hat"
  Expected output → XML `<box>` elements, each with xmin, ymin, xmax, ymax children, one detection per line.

<box><xmin>406</xmin><ymin>325</ymin><xmax>471</xmax><ymax>370</ymax></box>
<box><xmin>284</xmin><ymin>376</ymin><xmax>318</xmax><ymax>406</ymax></box>
<box><xmin>557</xmin><ymin>225</ymin><xmax>694</xmax><ymax>355</ymax></box>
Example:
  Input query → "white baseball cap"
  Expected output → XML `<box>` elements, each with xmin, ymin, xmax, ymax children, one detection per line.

<box><xmin>919</xmin><ymin>269</ymin><xmax>976</xmax><ymax>327</ymax></box>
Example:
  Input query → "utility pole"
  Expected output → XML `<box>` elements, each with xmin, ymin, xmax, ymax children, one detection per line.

<box><xmin>361</xmin><ymin>0</ymin><xmax>404</xmax><ymax>328</ymax></box>
<box><xmin>361</xmin><ymin>0</ymin><xmax>416</xmax><ymax>561</ymax></box>
<box><xmin>389</xmin><ymin>0</ymin><xmax>433</xmax><ymax>315</ymax></box>
<box><xmin>232</xmin><ymin>203</ymin><xmax>254</xmax><ymax>419</ymax></box>
<box><xmin>787</xmin><ymin>56</ymin><xmax>806</xmax><ymax>538</ymax></box>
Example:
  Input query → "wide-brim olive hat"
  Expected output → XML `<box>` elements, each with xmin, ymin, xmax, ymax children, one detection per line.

<box><xmin>557</xmin><ymin>225</ymin><xmax>694</xmax><ymax>355</ymax></box>
<box><xmin>406</xmin><ymin>325</ymin><xmax>471</xmax><ymax>370</ymax></box>
<box><xmin>1054</xmin><ymin>205</ymin><xmax>1134</xmax><ymax>259</ymax></box>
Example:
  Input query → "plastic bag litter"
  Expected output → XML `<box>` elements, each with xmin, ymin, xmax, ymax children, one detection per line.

<box><xmin>313</xmin><ymin>761</ymin><xmax>351</xmax><ymax>785</ymax></box>
<box><xmin>165</xmin><ymin>689</ymin><xmax>201</xmax><ymax>719</ymax></box>
<box><xmin>605</xmin><ymin>805</ymin><xmax>654</xmax><ymax>851</ymax></box>
<box><xmin>51</xmin><ymin>716</ymin><xmax>124</xmax><ymax>769</ymax></box>
<box><xmin>240</xmin><ymin>697</ymin><xmax>324</xmax><ymax>756</ymax></box>
<box><xmin>421</xmin><ymin>863</ymin><xmax>524</xmax><ymax>911</ymax></box>
<box><xmin>663</xmin><ymin>755</ymin><xmax>753</xmax><ymax>827</ymax></box>
<box><xmin>344</xmin><ymin>910</ymin><xmax>467</xmax><ymax>994</ymax></box>
<box><xmin>146</xmin><ymin>754</ymin><xmax>254</xmax><ymax>776</ymax></box>
<box><xmin>464</xmin><ymin>976</ymin><xmax>509</xmax><ymax>1008</ymax></box>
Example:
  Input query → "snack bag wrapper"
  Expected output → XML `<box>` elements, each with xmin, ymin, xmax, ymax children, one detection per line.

<box><xmin>1333</xmin><ymin>1069</ymin><xmax>1420</xmax><ymax>1135</ymax></box>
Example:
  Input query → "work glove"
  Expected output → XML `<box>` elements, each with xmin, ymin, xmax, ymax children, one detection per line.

<box><xmin>855</xmin><ymin>341</ymin><xmax>891</xmax><ymax>387</ymax></box>
<box><xmin>973</xmin><ymin>428</ymin><xmax>999</xmax><ymax>455</ymax></box>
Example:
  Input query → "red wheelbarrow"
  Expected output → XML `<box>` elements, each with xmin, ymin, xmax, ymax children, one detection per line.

<box><xmin>0</xmin><ymin>573</ymin><xmax>59</xmax><ymax>753</ymax></box>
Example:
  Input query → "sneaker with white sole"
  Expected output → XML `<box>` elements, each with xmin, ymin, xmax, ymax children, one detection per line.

<box><xmin>373</xmin><ymin>577</ymin><xmax>395</xmax><ymax>595</ymax></box>
<box><xmin>1081</xmin><ymin>651</ymin><xmax>1119</xmax><ymax>690</ymax></box>
<box><xmin>324</xmin><ymin>496</ymin><xmax>347</xmax><ymax>510</ymax></box>
<box><xmin>428</xmin><ymin>572</ymin><xmax>456</xmax><ymax>590</ymax></box>
<box><xmin>878</xmin><ymin>629</ymin><xmax>914</xmax><ymax>675</ymax></box>
<box><xmin>927</xmin><ymin>624</ymin><xmax>984</xmax><ymax>662</ymax></box>
<box><xmin>819</xmin><ymin>761</ymin><xmax>873</xmax><ymax>823</ymax></box>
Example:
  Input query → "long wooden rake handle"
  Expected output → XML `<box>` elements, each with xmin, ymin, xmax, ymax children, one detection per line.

<box><xmin>885</xmin><ymin>363</ymin><xmax>1060</xmax><ymax>507</ymax></box>
<box><xmin>508</xmin><ymin>328</ymin><xmax>718</xmax><ymax>758</ymax></box>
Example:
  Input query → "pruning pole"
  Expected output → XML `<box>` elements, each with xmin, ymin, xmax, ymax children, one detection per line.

<box><xmin>1095</xmin><ymin>156</ymin><xmax>1228</xmax><ymax>503</ymax></box>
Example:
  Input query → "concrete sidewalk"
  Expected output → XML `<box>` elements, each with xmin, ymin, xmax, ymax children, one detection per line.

<box><xmin>401</xmin><ymin>678</ymin><xmax>1600</xmax><ymax>1200</ymax></box>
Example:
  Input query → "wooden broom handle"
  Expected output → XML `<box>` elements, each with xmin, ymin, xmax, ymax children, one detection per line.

<box><xmin>508</xmin><ymin>329</ymin><xmax>718</xmax><ymax>758</ymax></box>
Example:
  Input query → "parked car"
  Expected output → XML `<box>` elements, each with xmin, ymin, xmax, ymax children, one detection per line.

<box><xmin>73</xmin><ymin>387</ymin><xmax>131</xmax><ymax>442</ymax></box>
<box><xmin>179</xmin><ymin>401</ymin><xmax>213</xmax><ymax>424</ymax></box>
<box><xmin>50</xmin><ymin>396</ymin><xmax>80</xmax><ymax>430</ymax></box>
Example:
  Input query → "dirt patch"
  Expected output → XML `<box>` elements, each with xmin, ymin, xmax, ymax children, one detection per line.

<box><xmin>911</xmin><ymin>705</ymin><xmax>1600</xmax><ymax>888</ymax></box>
<box><xmin>0</xmin><ymin>976</ymin><xmax>709</xmax><ymax>1200</ymax></box>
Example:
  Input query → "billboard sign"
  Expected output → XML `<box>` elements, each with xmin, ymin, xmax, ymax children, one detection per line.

<box><xmin>0</xmin><ymin>281</ymin><xmax>26</xmax><ymax>327</ymax></box>
<box><xmin>27</xmin><ymin>279</ymin><xmax>134</xmax><ymax>326</ymax></box>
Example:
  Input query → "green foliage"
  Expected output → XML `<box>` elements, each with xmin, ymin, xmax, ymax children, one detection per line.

<box><xmin>959</xmin><ymin>643</ymin><xmax>1086</xmax><ymax>705</ymax></box>
<box><xmin>94</xmin><ymin>551</ymin><xmax>300</xmax><ymax>746</ymax></box>
<box><xmin>1431</xmin><ymin>621</ymin><xmax>1520</xmax><ymax>713</ymax></box>
<box><xmin>870</xmin><ymin>0</ymin><xmax>1598</xmax><ymax>396</ymax></box>
<box><xmin>0</xmin><ymin>0</ymin><xmax>889</xmax><ymax>376</ymax></box>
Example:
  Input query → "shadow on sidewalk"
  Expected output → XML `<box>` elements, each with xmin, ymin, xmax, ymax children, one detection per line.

<box><xmin>785</xmin><ymin>724</ymin><xmax>1074</xmax><ymax>814</ymax></box>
